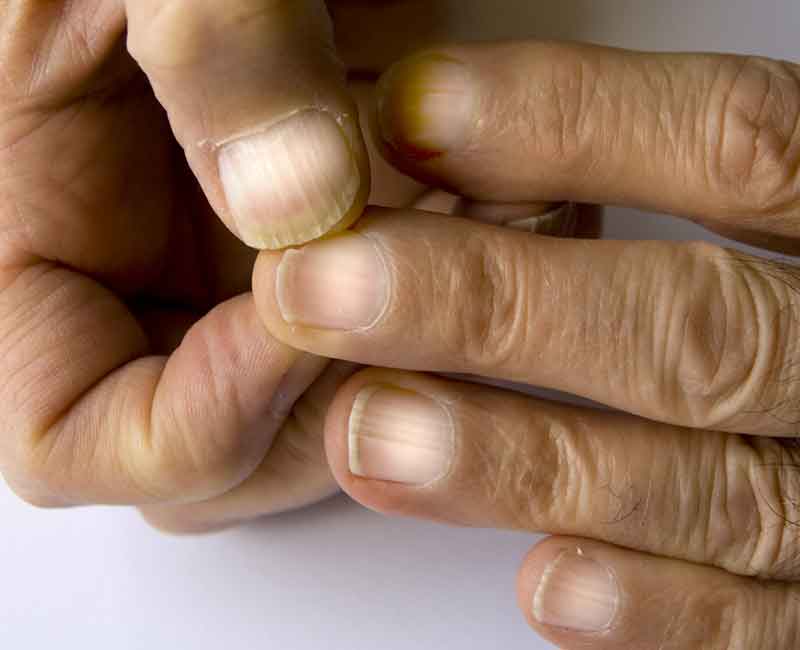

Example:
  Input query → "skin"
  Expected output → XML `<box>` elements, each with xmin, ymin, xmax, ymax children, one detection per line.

<box><xmin>254</xmin><ymin>42</ymin><xmax>800</xmax><ymax>649</ymax></box>
<box><xmin>0</xmin><ymin>1</ymin><xmax>429</xmax><ymax>517</ymax></box>
<box><xmin>0</xmin><ymin>2</ymin><xmax>565</xmax><ymax>525</ymax></box>
<box><xmin>3</xmin><ymin>1</ymin><xmax>800</xmax><ymax>648</ymax></box>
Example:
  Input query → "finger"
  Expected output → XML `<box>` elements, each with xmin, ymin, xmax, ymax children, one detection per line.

<box><xmin>0</xmin><ymin>263</ymin><xmax>320</xmax><ymax>506</ymax></box>
<box><xmin>324</xmin><ymin>368</ymin><xmax>800</xmax><ymax>581</ymax></box>
<box><xmin>254</xmin><ymin>209</ymin><xmax>800</xmax><ymax>435</ymax></box>
<box><xmin>374</xmin><ymin>42</ymin><xmax>800</xmax><ymax>247</ymax></box>
<box><xmin>518</xmin><ymin>536</ymin><xmax>800</xmax><ymax>649</ymax></box>
<box><xmin>456</xmin><ymin>201</ymin><xmax>581</xmax><ymax>237</ymax></box>
<box><xmin>139</xmin><ymin>361</ymin><xmax>358</xmax><ymax>534</ymax></box>
<box><xmin>350</xmin><ymin>80</ymin><xmax>427</xmax><ymax>210</ymax></box>
<box><xmin>0</xmin><ymin>2</ymin><xmax>127</xmax><ymax>106</ymax></box>
<box><xmin>124</xmin><ymin>0</ymin><xmax>370</xmax><ymax>250</ymax></box>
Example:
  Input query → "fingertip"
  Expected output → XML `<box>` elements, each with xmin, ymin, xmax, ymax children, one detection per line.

<box><xmin>322</xmin><ymin>368</ymin><xmax>404</xmax><ymax>508</ymax></box>
<box><xmin>216</xmin><ymin>109</ymin><xmax>370</xmax><ymax>250</ymax></box>
<box><xmin>376</xmin><ymin>50</ymin><xmax>477</xmax><ymax>161</ymax></box>
<box><xmin>322</xmin><ymin>368</ymin><xmax>456</xmax><ymax>518</ymax></box>
<box><xmin>125</xmin><ymin>0</ymin><xmax>372</xmax><ymax>251</ymax></box>
<box><xmin>252</xmin><ymin>229</ymin><xmax>390</xmax><ymax>356</ymax></box>
<box><xmin>517</xmin><ymin>537</ymin><xmax>623</xmax><ymax>644</ymax></box>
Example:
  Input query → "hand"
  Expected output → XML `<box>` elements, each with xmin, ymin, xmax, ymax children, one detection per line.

<box><xmin>253</xmin><ymin>41</ymin><xmax>800</xmax><ymax>647</ymax></box>
<box><xmin>0</xmin><ymin>1</ymin><xmax>420</xmax><ymax>529</ymax></box>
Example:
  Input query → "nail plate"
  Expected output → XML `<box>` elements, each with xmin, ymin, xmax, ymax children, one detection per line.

<box><xmin>348</xmin><ymin>386</ymin><xmax>454</xmax><ymax>485</ymax></box>
<box><xmin>377</xmin><ymin>53</ymin><xmax>477</xmax><ymax>157</ymax></box>
<box><xmin>276</xmin><ymin>234</ymin><xmax>389</xmax><ymax>331</ymax></box>
<box><xmin>533</xmin><ymin>551</ymin><xmax>618</xmax><ymax>632</ymax></box>
<box><xmin>218</xmin><ymin>110</ymin><xmax>360</xmax><ymax>250</ymax></box>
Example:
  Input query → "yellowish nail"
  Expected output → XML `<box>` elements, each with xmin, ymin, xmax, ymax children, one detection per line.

<box><xmin>377</xmin><ymin>53</ymin><xmax>477</xmax><ymax>159</ymax></box>
<box><xmin>218</xmin><ymin>110</ymin><xmax>361</xmax><ymax>250</ymax></box>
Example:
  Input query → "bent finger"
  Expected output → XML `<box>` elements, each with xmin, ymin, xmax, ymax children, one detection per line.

<box><xmin>0</xmin><ymin>263</ymin><xmax>319</xmax><ymax>506</ymax></box>
<box><xmin>139</xmin><ymin>361</ymin><xmax>358</xmax><ymax>534</ymax></box>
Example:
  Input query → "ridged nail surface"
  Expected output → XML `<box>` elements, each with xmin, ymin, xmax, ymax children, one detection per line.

<box><xmin>219</xmin><ymin>110</ymin><xmax>360</xmax><ymax>250</ymax></box>
<box><xmin>348</xmin><ymin>386</ymin><xmax>453</xmax><ymax>485</ymax></box>
<box><xmin>533</xmin><ymin>552</ymin><xmax>618</xmax><ymax>632</ymax></box>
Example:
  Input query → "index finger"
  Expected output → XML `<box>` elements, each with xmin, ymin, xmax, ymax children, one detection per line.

<box><xmin>374</xmin><ymin>42</ymin><xmax>800</xmax><ymax>249</ymax></box>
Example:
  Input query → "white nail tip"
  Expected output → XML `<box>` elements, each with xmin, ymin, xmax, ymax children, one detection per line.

<box><xmin>348</xmin><ymin>386</ymin><xmax>381</xmax><ymax>477</ymax></box>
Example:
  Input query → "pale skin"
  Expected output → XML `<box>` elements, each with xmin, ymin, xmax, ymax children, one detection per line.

<box><xmin>2</xmin><ymin>2</ymin><xmax>800</xmax><ymax>649</ymax></box>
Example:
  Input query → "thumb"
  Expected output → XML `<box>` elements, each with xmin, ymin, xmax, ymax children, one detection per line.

<box><xmin>125</xmin><ymin>0</ymin><xmax>369</xmax><ymax>250</ymax></box>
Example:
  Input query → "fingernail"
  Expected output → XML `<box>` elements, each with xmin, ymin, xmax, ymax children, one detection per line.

<box><xmin>377</xmin><ymin>53</ymin><xmax>477</xmax><ymax>158</ymax></box>
<box><xmin>276</xmin><ymin>233</ymin><xmax>389</xmax><ymax>331</ymax></box>
<box><xmin>533</xmin><ymin>552</ymin><xmax>618</xmax><ymax>633</ymax></box>
<box><xmin>509</xmin><ymin>203</ymin><xmax>578</xmax><ymax>236</ymax></box>
<box><xmin>218</xmin><ymin>110</ymin><xmax>361</xmax><ymax>250</ymax></box>
<box><xmin>348</xmin><ymin>386</ymin><xmax>454</xmax><ymax>485</ymax></box>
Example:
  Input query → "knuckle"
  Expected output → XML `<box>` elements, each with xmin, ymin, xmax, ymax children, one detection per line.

<box><xmin>438</xmin><ymin>232</ymin><xmax>529</xmax><ymax>371</ymax></box>
<box><xmin>465</xmin><ymin>398</ymin><xmax>587</xmax><ymax>530</ymax></box>
<box><xmin>708</xmin><ymin>56</ymin><xmax>800</xmax><ymax>216</ymax></box>
<box><xmin>734</xmin><ymin>438</ymin><xmax>800</xmax><ymax>579</ymax></box>
<box><xmin>131</xmin><ymin>317</ymin><xmax>259</xmax><ymax>499</ymax></box>
<box><xmin>668</xmin><ymin>243</ymin><xmax>773</xmax><ymax>429</ymax></box>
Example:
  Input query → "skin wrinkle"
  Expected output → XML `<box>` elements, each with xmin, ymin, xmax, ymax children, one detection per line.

<box><xmin>634</xmin><ymin>57</ymin><xmax>671</xmax><ymax>181</ymax></box>
<box><xmin>682</xmin><ymin>436</ymin><xmax>706</xmax><ymax>562</ymax></box>
<box><xmin>602</xmin><ymin>478</ymin><xmax>642</xmax><ymax>525</ymax></box>
<box><xmin>713</xmin><ymin>435</ymin><xmax>739</xmax><ymax>569</ymax></box>
<box><xmin>722</xmin><ymin>59</ymin><xmax>759</xmax><ymax>196</ymax></box>
<box><xmin>737</xmin><ymin>259</ymin><xmax>800</xmax><ymax>426</ymax></box>
<box><xmin>544</xmin><ymin>417</ymin><xmax>582</xmax><ymax>531</ymax></box>
<box><xmin>750</xmin><ymin>440</ymin><xmax>800</xmax><ymax>576</ymax></box>
<box><xmin>752</xmin><ymin>61</ymin><xmax>800</xmax><ymax>208</ymax></box>
<box><xmin>713</xmin><ymin>58</ymin><xmax>800</xmax><ymax>219</ymax></box>
<box><xmin>733</xmin><ymin>257</ymin><xmax>800</xmax><ymax>428</ymax></box>
<box><xmin>613</xmin><ymin>244</ymin><xmax>649</xmax><ymax>417</ymax></box>
<box><xmin>485</xmin><ymin>408</ymin><xmax>575</xmax><ymax>532</ymax></box>
<box><xmin>677</xmin><ymin>249</ymin><xmax>727</xmax><ymax>421</ymax></box>
<box><xmin>485</xmin><ymin>412</ymin><xmax>520</xmax><ymax>510</ymax></box>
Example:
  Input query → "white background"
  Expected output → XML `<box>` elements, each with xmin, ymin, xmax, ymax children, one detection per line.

<box><xmin>2</xmin><ymin>2</ymin><xmax>797</xmax><ymax>649</ymax></box>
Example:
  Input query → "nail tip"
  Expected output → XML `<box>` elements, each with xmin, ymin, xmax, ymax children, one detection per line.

<box><xmin>346</xmin><ymin>386</ymin><xmax>454</xmax><ymax>485</ymax></box>
<box><xmin>275</xmin><ymin>248</ymin><xmax>302</xmax><ymax>323</ymax></box>
<box><xmin>377</xmin><ymin>53</ymin><xmax>474</xmax><ymax>158</ymax></box>
<box><xmin>348</xmin><ymin>386</ymin><xmax>382</xmax><ymax>476</ymax></box>
<box><xmin>219</xmin><ymin>110</ymin><xmax>362</xmax><ymax>251</ymax></box>
<box><xmin>274</xmin><ymin>233</ymin><xmax>389</xmax><ymax>331</ymax></box>
<box><xmin>532</xmin><ymin>551</ymin><xmax>618</xmax><ymax>633</ymax></box>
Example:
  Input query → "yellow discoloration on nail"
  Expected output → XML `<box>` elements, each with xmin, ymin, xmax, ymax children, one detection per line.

<box><xmin>377</xmin><ymin>53</ymin><xmax>477</xmax><ymax>158</ymax></box>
